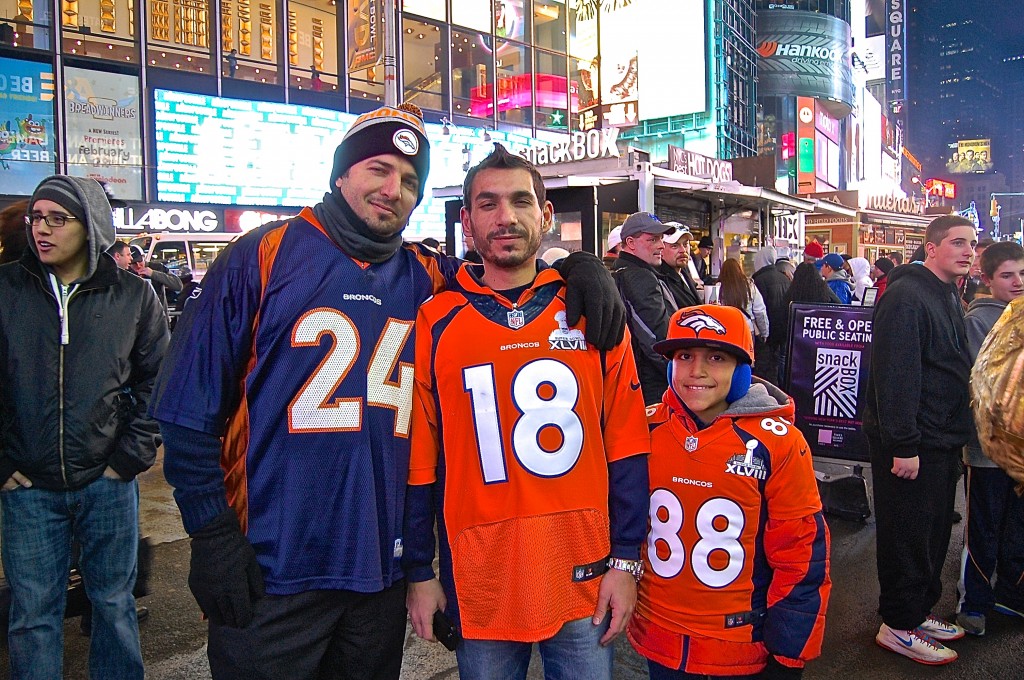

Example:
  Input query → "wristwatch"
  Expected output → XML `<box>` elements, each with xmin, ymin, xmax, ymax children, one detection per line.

<box><xmin>607</xmin><ymin>557</ymin><xmax>644</xmax><ymax>583</ymax></box>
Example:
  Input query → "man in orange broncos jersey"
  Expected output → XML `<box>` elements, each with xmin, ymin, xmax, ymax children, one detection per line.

<box><xmin>629</xmin><ymin>305</ymin><xmax>831</xmax><ymax>680</ymax></box>
<box><xmin>403</xmin><ymin>144</ymin><xmax>651</xmax><ymax>680</ymax></box>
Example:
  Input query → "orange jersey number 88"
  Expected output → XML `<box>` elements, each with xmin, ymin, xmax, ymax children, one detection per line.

<box><xmin>648</xmin><ymin>489</ymin><xmax>746</xmax><ymax>588</ymax></box>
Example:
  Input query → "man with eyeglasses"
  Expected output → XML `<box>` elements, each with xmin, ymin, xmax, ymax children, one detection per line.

<box><xmin>0</xmin><ymin>175</ymin><xmax>168</xmax><ymax>680</ymax></box>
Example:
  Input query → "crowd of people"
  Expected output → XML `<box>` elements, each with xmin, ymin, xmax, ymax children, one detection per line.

<box><xmin>0</xmin><ymin>101</ymin><xmax>1019</xmax><ymax>680</ymax></box>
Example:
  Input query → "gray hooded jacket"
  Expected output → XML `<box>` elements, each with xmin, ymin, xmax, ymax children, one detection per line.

<box><xmin>0</xmin><ymin>176</ymin><xmax>170</xmax><ymax>489</ymax></box>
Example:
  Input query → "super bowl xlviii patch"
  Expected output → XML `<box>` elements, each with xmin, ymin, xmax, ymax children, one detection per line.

<box><xmin>508</xmin><ymin>308</ymin><xmax>525</xmax><ymax>329</ymax></box>
<box><xmin>685</xmin><ymin>436</ymin><xmax>699</xmax><ymax>452</ymax></box>
<box><xmin>548</xmin><ymin>310</ymin><xmax>587</xmax><ymax>350</ymax></box>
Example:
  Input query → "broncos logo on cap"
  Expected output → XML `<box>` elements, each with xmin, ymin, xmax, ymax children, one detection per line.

<box><xmin>675</xmin><ymin>310</ymin><xmax>727</xmax><ymax>336</ymax></box>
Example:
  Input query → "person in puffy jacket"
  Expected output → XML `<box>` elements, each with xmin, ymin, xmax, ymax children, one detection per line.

<box><xmin>817</xmin><ymin>253</ymin><xmax>854</xmax><ymax>304</ymax></box>
<box><xmin>629</xmin><ymin>305</ymin><xmax>830</xmax><ymax>679</ymax></box>
<box><xmin>0</xmin><ymin>175</ymin><xmax>169</xmax><ymax>680</ymax></box>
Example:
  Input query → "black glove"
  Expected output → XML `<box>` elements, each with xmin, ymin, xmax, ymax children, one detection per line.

<box><xmin>557</xmin><ymin>251</ymin><xmax>626</xmax><ymax>351</ymax></box>
<box><xmin>759</xmin><ymin>655</ymin><xmax>804</xmax><ymax>680</ymax></box>
<box><xmin>188</xmin><ymin>508</ymin><xmax>265</xmax><ymax>628</ymax></box>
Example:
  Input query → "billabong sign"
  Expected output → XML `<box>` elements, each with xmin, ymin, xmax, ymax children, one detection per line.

<box><xmin>520</xmin><ymin>129</ymin><xmax>620</xmax><ymax>166</ymax></box>
<box><xmin>668</xmin><ymin>145</ymin><xmax>733</xmax><ymax>183</ymax></box>
<box><xmin>114</xmin><ymin>207</ymin><xmax>219</xmax><ymax>232</ymax></box>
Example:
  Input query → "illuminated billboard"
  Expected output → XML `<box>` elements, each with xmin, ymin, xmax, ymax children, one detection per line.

<box><xmin>152</xmin><ymin>89</ymin><xmax>558</xmax><ymax>239</ymax></box>
<box><xmin>945</xmin><ymin>139</ymin><xmax>993</xmax><ymax>174</ymax></box>
<box><xmin>570</xmin><ymin>0</ymin><xmax>705</xmax><ymax>129</ymax></box>
<box><xmin>0</xmin><ymin>57</ymin><xmax>56</xmax><ymax>195</ymax></box>
<box><xmin>756</xmin><ymin>10</ymin><xmax>854</xmax><ymax>115</ymax></box>
<box><xmin>885</xmin><ymin>0</ymin><xmax>907</xmax><ymax>113</ymax></box>
<box><xmin>64</xmin><ymin>67</ymin><xmax>143</xmax><ymax>200</ymax></box>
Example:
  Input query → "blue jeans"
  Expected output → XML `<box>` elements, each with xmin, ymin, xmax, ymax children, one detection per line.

<box><xmin>1</xmin><ymin>476</ymin><xmax>143</xmax><ymax>680</ymax></box>
<box><xmin>456</xmin><ymin>615</ymin><xmax>613</xmax><ymax>680</ymax></box>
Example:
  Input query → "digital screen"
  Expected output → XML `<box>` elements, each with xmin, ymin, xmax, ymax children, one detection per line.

<box><xmin>152</xmin><ymin>89</ymin><xmax>553</xmax><ymax>240</ymax></box>
<box><xmin>945</xmin><ymin>139</ymin><xmax>993</xmax><ymax>174</ymax></box>
<box><xmin>0</xmin><ymin>56</ymin><xmax>56</xmax><ymax>195</ymax></box>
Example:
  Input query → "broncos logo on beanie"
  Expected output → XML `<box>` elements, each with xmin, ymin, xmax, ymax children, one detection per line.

<box><xmin>329</xmin><ymin>102</ymin><xmax>431</xmax><ymax>204</ymax></box>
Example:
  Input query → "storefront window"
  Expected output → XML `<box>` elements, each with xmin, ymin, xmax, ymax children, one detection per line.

<box><xmin>146</xmin><ymin>0</ymin><xmax>213</xmax><ymax>76</ymax></box>
<box><xmin>59</xmin><ymin>0</ymin><xmax>139</xmax><ymax>63</ymax></box>
<box><xmin>534</xmin><ymin>0</ymin><xmax>566</xmax><ymax>52</ymax></box>
<box><xmin>452</xmin><ymin>28</ymin><xmax>492</xmax><ymax>120</ymax></box>
<box><xmin>403</xmin><ymin>0</ymin><xmax>446</xmax><ymax>22</ymax></box>
<box><xmin>0</xmin><ymin>0</ymin><xmax>53</xmax><ymax>50</ymax></box>
<box><xmin>567</xmin><ymin>0</ymin><xmax>596</xmax><ymax>59</ymax></box>
<box><xmin>535</xmin><ymin>50</ymin><xmax>568</xmax><ymax>130</ymax></box>
<box><xmin>218</xmin><ymin>0</ymin><xmax>279</xmax><ymax>83</ymax></box>
<box><xmin>568</xmin><ymin>55</ymin><xmax>597</xmax><ymax>131</ymax></box>
<box><xmin>494</xmin><ymin>0</ymin><xmax>527</xmax><ymax>41</ymax></box>
<box><xmin>451</xmin><ymin>0</ymin><xmax>490</xmax><ymax>33</ymax></box>
<box><xmin>493</xmin><ymin>40</ymin><xmax>530</xmax><ymax>125</ymax></box>
<box><xmin>402</xmin><ymin>19</ymin><xmax>446</xmax><ymax>113</ymax></box>
<box><xmin>288</xmin><ymin>0</ymin><xmax>338</xmax><ymax>93</ymax></box>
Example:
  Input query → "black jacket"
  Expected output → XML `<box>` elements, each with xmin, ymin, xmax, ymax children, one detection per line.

<box><xmin>752</xmin><ymin>264</ymin><xmax>790</xmax><ymax>346</ymax></box>
<box><xmin>0</xmin><ymin>236</ymin><xmax>168</xmax><ymax>491</ymax></box>
<box><xmin>656</xmin><ymin>262</ymin><xmax>700</xmax><ymax>309</ymax></box>
<box><xmin>862</xmin><ymin>264</ymin><xmax>972</xmax><ymax>459</ymax></box>
<box><xmin>612</xmin><ymin>252</ymin><xmax>674</xmax><ymax>405</ymax></box>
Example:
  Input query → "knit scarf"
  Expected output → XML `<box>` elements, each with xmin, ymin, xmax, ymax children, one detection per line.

<box><xmin>312</xmin><ymin>190</ymin><xmax>405</xmax><ymax>264</ymax></box>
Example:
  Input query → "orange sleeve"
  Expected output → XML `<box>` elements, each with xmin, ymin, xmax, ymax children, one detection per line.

<box><xmin>601</xmin><ymin>326</ymin><xmax>653</xmax><ymax>463</ymax></box>
<box><xmin>408</xmin><ymin>304</ymin><xmax>441</xmax><ymax>485</ymax></box>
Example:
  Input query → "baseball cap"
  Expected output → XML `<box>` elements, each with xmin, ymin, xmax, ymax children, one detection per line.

<box><xmin>606</xmin><ymin>225</ymin><xmax>623</xmax><ymax>252</ymax></box>
<box><xmin>129</xmin><ymin>245</ymin><xmax>145</xmax><ymax>264</ymax></box>
<box><xmin>620</xmin><ymin>212</ymin><xmax>676</xmax><ymax>240</ymax></box>
<box><xmin>817</xmin><ymin>253</ymin><xmax>844</xmax><ymax>271</ymax></box>
<box><xmin>653</xmin><ymin>305</ymin><xmax>754</xmax><ymax>364</ymax></box>
<box><xmin>662</xmin><ymin>223</ymin><xmax>692</xmax><ymax>244</ymax></box>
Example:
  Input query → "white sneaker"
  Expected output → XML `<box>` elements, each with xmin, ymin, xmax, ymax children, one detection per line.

<box><xmin>876</xmin><ymin>623</ymin><xmax>958</xmax><ymax>665</ymax></box>
<box><xmin>919</xmin><ymin>615</ymin><xmax>966</xmax><ymax>641</ymax></box>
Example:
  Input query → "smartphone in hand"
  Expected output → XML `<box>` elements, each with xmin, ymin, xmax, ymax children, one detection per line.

<box><xmin>432</xmin><ymin>609</ymin><xmax>461</xmax><ymax>651</ymax></box>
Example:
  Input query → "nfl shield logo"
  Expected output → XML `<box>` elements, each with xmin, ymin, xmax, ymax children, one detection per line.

<box><xmin>508</xmin><ymin>309</ymin><xmax>525</xmax><ymax>329</ymax></box>
<box><xmin>685</xmin><ymin>436</ymin><xmax>698</xmax><ymax>452</ymax></box>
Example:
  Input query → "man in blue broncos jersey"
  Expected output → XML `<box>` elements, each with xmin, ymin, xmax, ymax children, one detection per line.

<box><xmin>150</xmin><ymin>104</ymin><xmax>624</xmax><ymax>679</ymax></box>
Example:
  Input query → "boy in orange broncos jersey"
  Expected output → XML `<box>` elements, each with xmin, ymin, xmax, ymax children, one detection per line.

<box><xmin>629</xmin><ymin>305</ymin><xmax>831</xmax><ymax>679</ymax></box>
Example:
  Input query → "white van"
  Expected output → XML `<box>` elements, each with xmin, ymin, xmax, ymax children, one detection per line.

<box><xmin>128</xmin><ymin>232</ymin><xmax>239</xmax><ymax>283</ymax></box>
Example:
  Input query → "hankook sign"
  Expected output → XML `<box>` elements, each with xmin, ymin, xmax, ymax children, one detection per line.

<box><xmin>755</xmin><ymin>10</ymin><xmax>854</xmax><ymax>115</ymax></box>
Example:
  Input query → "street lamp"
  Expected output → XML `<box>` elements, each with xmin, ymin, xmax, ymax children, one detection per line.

<box><xmin>910</xmin><ymin>176</ymin><xmax>931</xmax><ymax>208</ymax></box>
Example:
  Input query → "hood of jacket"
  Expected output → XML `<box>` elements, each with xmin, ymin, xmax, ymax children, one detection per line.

<box><xmin>27</xmin><ymin>176</ymin><xmax>115</xmax><ymax>282</ymax></box>
<box><xmin>966</xmin><ymin>296</ymin><xmax>1008</xmax><ymax>316</ymax></box>
<box><xmin>849</xmin><ymin>257</ymin><xmax>871</xmax><ymax>282</ymax></box>
<box><xmin>754</xmin><ymin>245</ymin><xmax>777</xmax><ymax>272</ymax></box>
<box><xmin>826</xmin><ymin>268</ymin><xmax>853</xmax><ymax>288</ymax></box>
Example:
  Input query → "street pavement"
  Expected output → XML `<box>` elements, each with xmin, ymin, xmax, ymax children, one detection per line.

<box><xmin>2</xmin><ymin>456</ymin><xmax>1022</xmax><ymax>679</ymax></box>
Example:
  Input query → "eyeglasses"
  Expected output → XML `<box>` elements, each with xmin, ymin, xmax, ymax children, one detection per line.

<box><xmin>25</xmin><ymin>213</ymin><xmax>79</xmax><ymax>228</ymax></box>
